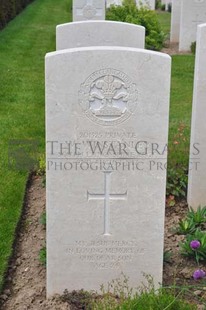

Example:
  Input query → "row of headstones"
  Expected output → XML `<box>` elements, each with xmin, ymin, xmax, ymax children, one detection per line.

<box><xmin>45</xmin><ymin>0</ymin><xmax>206</xmax><ymax>300</ymax></box>
<box><xmin>73</xmin><ymin>0</ymin><xmax>155</xmax><ymax>21</ymax></box>
<box><xmin>171</xmin><ymin>0</ymin><xmax>206</xmax><ymax>51</ymax></box>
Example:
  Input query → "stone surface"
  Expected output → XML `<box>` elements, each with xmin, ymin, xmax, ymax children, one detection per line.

<box><xmin>73</xmin><ymin>0</ymin><xmax>105</xmax><ymax>21</ymax></box>
<box><xmin>170</xmin><ymin>0</ymin><xmax>181</xmax><ymax>43</ymax></box>
<box><xmin>179</xmin><ymin>0</ymin><xmax>206</xmax><ymax>51</ymax></box>
<box><xmin>56</xmin><ymin>21</ymin><xmax>145</xmax><ymax>50</ymax></box>
<box><xmin>136</xmin><ymin>0</ymin><xmax>155</xmax><ymax>9</ymax></box>
<box><xmin>46</xmin><ymin>46</ymin><xmax>171</xmax><ymax>296</ymax></box>
<box><xmin>188</xmin><ymin>24</ymin><xmax>206</xmax><ymax>209</ymax></box>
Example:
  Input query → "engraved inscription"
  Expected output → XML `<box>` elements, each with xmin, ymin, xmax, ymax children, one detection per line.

<box><xmin>87</xmin><ymin>171</ymin><xmax>127</xmax><ymax>235</ymax></box>
<box><xmin>67</xmin><ymin>240</ymin><xmax>145</xmax><ymax>269</ymax></box>
<box><xmin>79</xmin><ymin>68</ymin><xmax>138</xmax><ymax>126</ymax></box>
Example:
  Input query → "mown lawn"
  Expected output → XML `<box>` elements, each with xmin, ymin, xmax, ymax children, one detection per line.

<box><xmin>0</xmin><ymin>0</ymin><xmax>72</xmax><ymax>291</ymax></box>
<box><xmin>156</xmin><ymin>10</ymin><xmax>171</xmax><ymax>35</ymax></box>
<box><xmin>0</xmin><ymin>6</ymin><xmax>195</xmax><ymax>293</ymax></box>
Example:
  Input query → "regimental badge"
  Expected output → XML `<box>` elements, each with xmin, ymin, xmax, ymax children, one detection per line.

<box><xmin>78</xmin><ymin>68</ymin><xmax>138</xmax><ymax>126</ymax></box>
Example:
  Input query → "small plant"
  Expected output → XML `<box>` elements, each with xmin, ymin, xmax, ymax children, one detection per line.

<box><xmin>166</xmin><ymin>167</ymin><xmax>188</xmax><ymax>201</ymax></box>
<box><xmin>187</xmin><ymin>206</ymin><xmax>206</xmax><ymax>226</ymax></box>
<box><xmin>164</xmin><ymin>250</ymin><xmax>173</xmax><ymax>263</ymax></box>
<box><xmin>191</xmin><ymin>41</ymin><xmax>196</xmax><ymax>55</ymax></box>
<box><xmin>180</xmin><ymin>229</ymin><xmax>206</xmax><ymax>263</ymax></box>
<box><xmin>176</xmin><ymin>219</ymin><xmax>196</xmax><ymax>235</ymax></box>
<box><xmin>155</xmin><ymin>0</ymin><xmax>161</xmax><ymax>9</ymax></box>
<box><xmin>39</xmin><ymin>246</ymin><xmax>46</xmax><ymax>266</ymax></box>
<box><xmin>39</xmin><ymin>212</ymin><xmax>46</xmax><ymax>227</ymax></box>
<box><xmin>37</xmin><ymin>154</ymin><xmax>46</xmax><ymax>176</ymax></box>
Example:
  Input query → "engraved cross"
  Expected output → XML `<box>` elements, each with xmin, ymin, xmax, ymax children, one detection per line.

<box><xmin>87</xmin><ymin>172</ymin><xmax>127</xmax><ymax>236</ymax></box>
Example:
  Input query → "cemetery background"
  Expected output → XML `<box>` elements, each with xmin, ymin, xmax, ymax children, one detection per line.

<box><xmin>0</xmin><ymin>0</ymin><xmax>205</xmax><ymax>309</ymax></box>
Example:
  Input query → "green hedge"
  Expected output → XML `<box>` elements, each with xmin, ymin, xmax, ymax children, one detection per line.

<box><xmin>0</xmin><ymin>0</ymin><xmax>34</xmax><ymax>29</ymax></box>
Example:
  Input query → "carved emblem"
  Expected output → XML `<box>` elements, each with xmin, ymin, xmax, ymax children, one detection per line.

<box><xmin>78</xmin><ymin>68</ymin><xmax>138</xmax><ymax>126</ymax></box>
<box><xmin>83</xmin><ymin>4</ymin><xmax>96</xmax><ymax>19</ymax></box>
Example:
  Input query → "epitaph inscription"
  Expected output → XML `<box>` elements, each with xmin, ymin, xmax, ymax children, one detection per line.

<box><xmin>79</xmin><ymin>68</ymin><xmax>138</xmax><ymax>126</ymax></box>
<box><xmin>67</xmin><ymin>240</ymin><xmax>144</xmax><ymax>269</ymax></box>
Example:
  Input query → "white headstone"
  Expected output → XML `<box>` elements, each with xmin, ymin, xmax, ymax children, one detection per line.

<box><xmin>179</xmin><ymin>0</ymin><xmax>206</xmax><ymax>51</ymax></box>
<box><xmin>188</xmin><ymin>24</ymin><xmax>206</xmax><ymax>209</ymax></box>
<box><xmin>170</xmin><ymin>0</ymin><xmax>181</xmax><ymax>42</ymax></box>
<box><xmin>56</xmin><ymin>21</ymin><xmax>145</xmax><ymax>50</ymax></box>
<box><xmin>46</xmin><ymin>46</ymin><xmax>171</xmax><ymax>296</ymax></box>
<box><xmin>136</xmin><ymin>0</ymin><xmax>155</xmax><ymax>10</ymax></box>
<box><xmin>73</xmin><ymin>0</ymin><xmax>105</xmax><ymax>21</ymax></box>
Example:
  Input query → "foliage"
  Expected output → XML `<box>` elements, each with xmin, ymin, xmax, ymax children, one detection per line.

<box><xmin>36</xmin><ymin>154</ymin><xmax>46</xmax><ymax>187</ymax></box>
<box><xmin>166</xmin><ymin>122</ymin><xmax>190</xmax><ymax>203</ymax></box>
<box><xmin>106</xmin><ymin>0</ymin><xmax>166</xmax><ymax>50</ymax></box>
<box><xmin>90</xmin><ymin>274</ymin><xmax>196</xmax><ymax>309</ymax></box>
<box><xmin>39</xmin><ymin>246</ymin><xmax>46</xmax><ymax>266</ymax></box>
<box><xmin>180</xmin><ymin>229</ymin><xmax>206</xmax><ymax>264</ymax></box>
<box><xmin>176</xmin><ymin>206</ymin><xmax>206</xmax><ymax>235</ymax></box>
<box><xmin>166</xmin><ymin>167</ymin><xmax>188</xmax><ymax>200</ymax></box>
<box><xmin>161</xmin><ymin>4</ymin><xmax>166</xmax><ymax>10</ymax></box>
<box><xmin>0</xmin><ymin>0</ymin><xmax>35</xmax><ymax>30</ymax></box>
<box><xmin>191</xmin><ymin>42</ymin><xmax>196</xmax><ymax>55</ymax></box>
<box><xmin>39</xmin><ymin>212</ymin><xmax>46</xmax><ymax>227</ymax></box>
<box><xmin>176</xmin><ymin>218</ymin><xmax>196</xmax><ymax>235</ymax></box>
<box><xmin>187</xmin><ymin>206</ymin><xmax>206</xmax><ymax>226</ymax></box>
<box><xmin>164</xmin><ymin>250</ymin><xmax>173</xmax><ymax>263</ymax></box>
<box><xmin>36</xmin><ymin>154</ymin><xmax>46</xmax><ymax>176</ymax></box>
<box><xmin>155</xmin><ymin>0</ymin><xmax>161</xmax><ymax>9</ymax></box>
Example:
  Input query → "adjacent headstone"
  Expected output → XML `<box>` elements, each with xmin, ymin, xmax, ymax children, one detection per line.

<box><xmin>46</xmin><ymin>46</ymin><xmax>171</xmax><ymax>296</ymax></box>
<box><xmin>170</xmin><ymin>0</ymin><xmax>181</xmax><ymax>42</ymax></box>
<box><xmin>179</xmin><ymin>0</ymin><xmax>206</xmax><ymax>51</ymax></box>
<box><xmin>188</xmin><ymin>24</ymin><xmax>206</xmax><ymax>209</ymax></box>
<box><xmin>73</xmin><ymin>0</ymin><xmax>105</xmax><ymax>21</ymax></box>
<box><xmin>56</xmin><ymin>21</ymin><xmax>145</xmax><ymax>50</ymax></box>
<box><xmin>136</xmin><ymin>0</ymin><xmax>155</xmax><ymax>10</ymax></box>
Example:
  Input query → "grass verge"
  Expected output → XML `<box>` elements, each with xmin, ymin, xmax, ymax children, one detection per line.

<box><xmin>0</xmin><ymin>0</ymin><xmax>72</xmax><ymax>291</ymax></box>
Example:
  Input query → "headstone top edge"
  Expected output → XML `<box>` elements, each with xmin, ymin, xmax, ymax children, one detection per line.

<box><xmin>45</xmin><ymin>46</ymin><xmax>171</xmax><ymax>60</ymax></box>
<box><xmin>197</xmin><ymin>23</ymin><xmax>206</xmax><ymax>30</ymax></box>
<box><xmin>56</xmin><ymin>20</ymin><xmax>146</xmax><ymax>30</ymax></box>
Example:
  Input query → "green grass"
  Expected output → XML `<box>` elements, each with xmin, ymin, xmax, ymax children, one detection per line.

<box><xmin>0</xmin><ymin>0</ymin><xmax>72</xmax><ymax>291</ymax></box>
<box><xmin>156</xmin><ymin>10</ymin><xmax>171</xmax><ymax>35</ymax></box>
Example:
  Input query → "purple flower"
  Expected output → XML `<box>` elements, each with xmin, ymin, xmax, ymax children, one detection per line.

<box><xmin>193</xmin><ymin>269</ymin><xmax>206</xmax><ymax>280</ymax></box>
<box><xmin>190</xmin><ymin>240</ymin><xmax>201</xmax><ymax>250</ymax></box>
